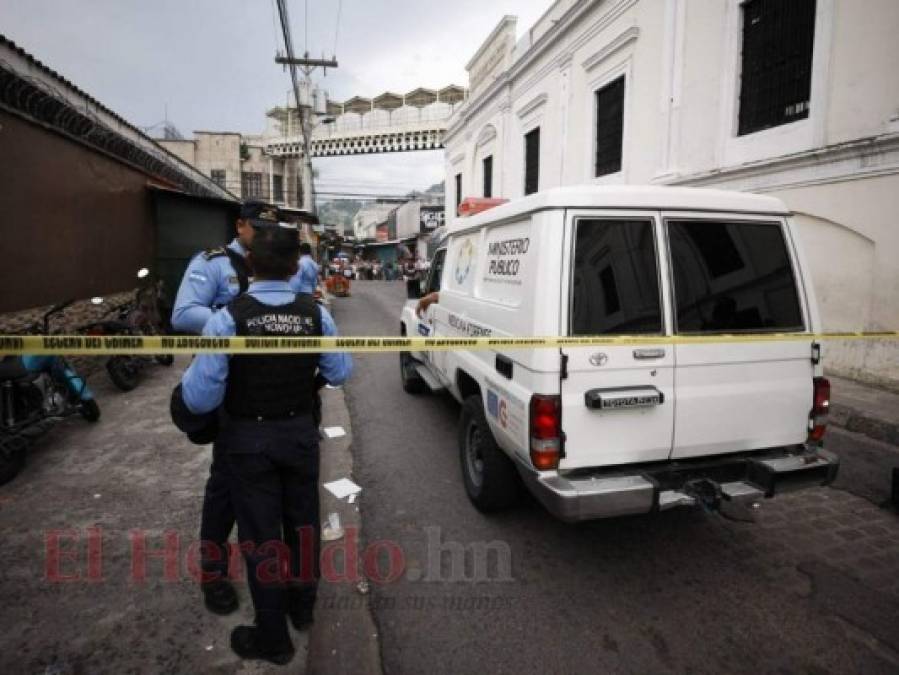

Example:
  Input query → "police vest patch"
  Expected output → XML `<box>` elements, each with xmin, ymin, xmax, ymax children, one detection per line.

<box><xmin>203</xmin><ymin>247</ymin><xmax>227</xmax><ymax>260</ymax></box>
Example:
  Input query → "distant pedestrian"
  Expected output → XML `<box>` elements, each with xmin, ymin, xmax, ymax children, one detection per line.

<box><xmin>289</xmin><ymin>242</ymin><xmax>320</xmax><ymax>295</ymax></box>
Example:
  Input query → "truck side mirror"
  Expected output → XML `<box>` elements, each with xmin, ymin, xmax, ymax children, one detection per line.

<box><xmin>406</xmin><ymin>278</ymin><xmax>422</xmax><ymax>300</ymax></box>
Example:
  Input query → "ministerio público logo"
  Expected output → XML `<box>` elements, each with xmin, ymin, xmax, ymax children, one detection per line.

<box><xmin>454</xmin><ymin>239</ymin><xmax>476</xmax><ymax>285</ymax></box>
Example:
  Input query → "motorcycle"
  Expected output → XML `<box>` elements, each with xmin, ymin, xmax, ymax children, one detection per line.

<box><xmin>78</xmin><ymin>268</ymin><xmax>173</xmax><ymax>392</ymax></box>
<box><xmin>0</xmin><ymin>300</ymin><xmax>101</xmax><ymax>486</ymax></box>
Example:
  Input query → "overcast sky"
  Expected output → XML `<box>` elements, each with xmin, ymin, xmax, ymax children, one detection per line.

<box><xmin>1</xmin><ymin>0</ymin><xmax>550</xmax><ymax>199</ymax></box>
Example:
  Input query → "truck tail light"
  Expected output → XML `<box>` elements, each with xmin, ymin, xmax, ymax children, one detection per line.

<box><xmin>530</xmin><ymin>394</ymin><xmax>561</xmax><ymax>470</ymax></box>
<box><xmin>808</xmin><ymin>376</ymin><xmax>830</xmax><ymax>443</ymax></box>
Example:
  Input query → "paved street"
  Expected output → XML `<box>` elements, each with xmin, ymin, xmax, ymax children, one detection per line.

<box><xmin>337</xmin><ymin>281</ymin><xmax>899</xmax><ymax>674</ymax></box>
<box><xmin>0</xmin><ymin>281</ymin><xmax>897</xmax><ymax>674</ymax></box>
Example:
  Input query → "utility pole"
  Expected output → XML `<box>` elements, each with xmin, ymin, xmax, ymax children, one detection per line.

<box><xmin>273</xmin><ymin>0</ymin><xmax>338</xmax><ymax>215</ymax></box>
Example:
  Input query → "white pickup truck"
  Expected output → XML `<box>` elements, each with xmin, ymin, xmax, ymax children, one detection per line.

<box><xmin>399</xmin><ymin>185</ymin><xmax>838</xmax><ymax>521</ymax></box>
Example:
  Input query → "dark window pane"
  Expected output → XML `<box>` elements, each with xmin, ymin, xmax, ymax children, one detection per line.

<box><xmin>595</xmin><ymin>76</ymin><xmax>625</xmax><ymax>177</ymax></box>
<box><xmin>571</xmin><ymin>219</ymin><xmax>661</xmax><ymax>335</ymax></box>
<box><xmin>427</xmin><ymin>249</ymin><xmax>446</xmax><ymax>294</ymax></box>
<box><xmin>668</xmin><ymin>220</ymin><xmax>804</xmax><ymax>333</ymax></box>
<box><xmin>738</xmin><ymin>0</ymin><xmax>816</xmax><ymax>135</ymax></box>
<box><xmin>524</xmin><ymin>128</ymin><xmax>540</xmax><ymax>195</ymax></box>
<box><xmin>455</xmin><ymin>173</ymin><xmax>462</xmax><ymax>209</ymax></box>
<box><xmin>483</xmin><ymin>156</ymin><xmax>493</xmax><ymax>198</ymax></box>
<box><xmin>210</xmin><ymin>169</ymin><xmax>226</xmax><ymax>188</ymax></box>
<box><xmin>272</xmin><ymin>175</ymin><xmax>284</xmax><ymax>202</ymax></box>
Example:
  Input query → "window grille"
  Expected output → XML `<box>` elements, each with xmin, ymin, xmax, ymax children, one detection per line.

<box><xmin>483</xmin><ymin>156</ymin><xmax>493</xmax><ymax>198</ymax></box>
<box><xmin>524</xmin><ymin>128</ymin><xmax>540</xmax><ymax>195</ymax></box>
<box><xmin>738</xmin><ymin>0</ymin><xmax>816</xmax><ymax>136</ymax></box>
<box><xmin>595</xmin><ymin>76</ymin><xmax>625</xmax><ymax>177</ymax></box>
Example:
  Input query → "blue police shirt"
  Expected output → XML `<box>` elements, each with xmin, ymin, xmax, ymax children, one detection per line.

<box><xmin>289</xmin><ymin>255</ymin><xmax>320</xmax><ymax>294</ymax></box>
<box><xmin>181</xmin><ymin>280</ymin><xmax>352</xmax><ymax>414</ymax></box>
<box><xmin>172</xmin><ymin>239</ymin><xmax>248</xmax><ymax>334</ymax></box>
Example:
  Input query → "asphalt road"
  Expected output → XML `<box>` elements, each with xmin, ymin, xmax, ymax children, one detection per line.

<box><xmin>334</xmin><ymin>280</ymin><xmax>899</xmax><ymax>675</ymax></box>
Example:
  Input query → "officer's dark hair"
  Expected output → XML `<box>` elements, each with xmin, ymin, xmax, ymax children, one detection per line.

<box><xmin>299</xmin><ymin>242</ymin><xmax>312</xmax><ymax>255</ymax></box>
<box><xmin>248</xmin><ymin>226</ymin><xmax>301</xmax><ymax>279</ymax></box>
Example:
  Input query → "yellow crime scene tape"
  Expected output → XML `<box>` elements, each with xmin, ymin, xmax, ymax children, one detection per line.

<box><xmin>0</xmin><ymin>331</ymin><xmax>897</xmax><ymax>356</ymax></box>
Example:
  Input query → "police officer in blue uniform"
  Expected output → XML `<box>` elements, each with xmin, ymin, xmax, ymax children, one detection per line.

<box><xmin>172</xmin><ymin>223</ymin><xmax>351</xmax><ymax>664</ymax></box>
<box><xmin>171</xmin><ymin>200</ymin><xmax>280</xmax><ymax>615</ymax></box>
<box><xmin>289</xmin><ymin>242</ymin><xmax>320</xmax><ymax>295</ymax></box>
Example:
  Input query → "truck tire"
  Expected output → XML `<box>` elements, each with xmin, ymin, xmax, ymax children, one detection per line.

<box><xmin>399</xmin><ymin>351</ymin><xmax>428</xmax><ymax>394</ymax></box>
<box><xmin>459</xmin><ymin>394</ymin><xmax>520</xmax><ymax>512</ymax></box>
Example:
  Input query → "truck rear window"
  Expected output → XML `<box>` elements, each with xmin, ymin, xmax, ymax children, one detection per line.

<box><xmin>668</xmin><ymin>220</ymin><xmax>804</xmax><ymax>333</ymax></box>
<box><xmin>571</xmin><ymin>219</ymin><xmax>662</xmax><ymax>335</ymax></box>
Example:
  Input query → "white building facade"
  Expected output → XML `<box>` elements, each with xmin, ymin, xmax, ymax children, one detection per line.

<box><xmin>443</xmin><ymin>0</ymin><xmax>899</xmax><ymax>388</ymax></box>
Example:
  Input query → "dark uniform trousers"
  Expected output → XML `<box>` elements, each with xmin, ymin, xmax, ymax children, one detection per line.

<box><xmin>218</xmin><ymin>413</ymin><xmax>321</xmax><ymax>647</ymax></box>
<box><xmin>199</xmin><ymin>439</ymin><xmax>235</xmax><ymax>581</ymax></box>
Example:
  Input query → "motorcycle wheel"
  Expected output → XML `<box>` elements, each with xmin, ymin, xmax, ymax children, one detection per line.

<box><xmin>106</xmin><ymin>357</ymin><xmax>140</xmax><ymax>392</ymax></box>
<box><xmin>0</xmin><ymin>439</ymin><xmax>27</xmax><ymax>486</ymax></box>
<box><xmin>78</xmin><ymin>398</ymin><xmax>101</xmax><ymax>422</ymax></box>
<box><xmin>154</xmin><ymin>355</ymin><xmax>174</xmax><ymax>367</ymax></box>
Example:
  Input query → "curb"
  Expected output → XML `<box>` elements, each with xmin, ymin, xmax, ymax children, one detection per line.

<box><xmin>306</xmin><ymin>386</ymin><xmax>383</xmax><ymax>675</ymax></box>
<box><xmin>830</xmin><ymin>402</ymin><xmax>899</xmax><ymax>446</ymax></box>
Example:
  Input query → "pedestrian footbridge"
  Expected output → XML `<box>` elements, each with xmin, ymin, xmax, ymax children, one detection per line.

<box><xmin>264</xmin><ymin>85</ymin><xmax>466</xmax><ymax>158</ymax></box>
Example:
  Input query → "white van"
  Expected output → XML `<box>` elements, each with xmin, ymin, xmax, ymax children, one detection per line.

<box><xmin>400</xmin><ymin>185</ymin><xmax>838</xmax><ymax>521</ymax></box>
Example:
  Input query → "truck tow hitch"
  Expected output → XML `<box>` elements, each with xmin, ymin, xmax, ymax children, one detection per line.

<box><xmin>665</xmin><ymin>478</ymin><xmax>763</xmax><ymax>522</ymax></box>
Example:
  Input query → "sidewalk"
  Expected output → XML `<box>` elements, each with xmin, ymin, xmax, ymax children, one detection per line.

<box><xmin>829</xmin><ymin>374</ymin><xmax>899</xmax><ymax>446</ymax></box>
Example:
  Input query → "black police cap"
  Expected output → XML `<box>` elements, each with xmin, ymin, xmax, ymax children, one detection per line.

<box><xmin>240</xmin><ymin>200</ymin><xmax>286</xmax><ymax>229</ymax></box>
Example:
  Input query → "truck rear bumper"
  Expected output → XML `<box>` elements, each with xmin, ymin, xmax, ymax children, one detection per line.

<box><xmin>513</xmin><ymin>445</ymin><xmax>839</xmax><ymax>522</ymax></box>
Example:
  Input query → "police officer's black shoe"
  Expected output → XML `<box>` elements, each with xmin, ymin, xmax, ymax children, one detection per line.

<box><xmin>287</xmin><ymin>587</ymin><xmax>316</xmax><ymax>630</ymax></box>
<box><xmin>202</xmin><ymin>579</ymin><xmax>239</xmax><ymax>615</ymax></box>
<box><xmin>230</xmin><ymin>625</ymin><xmax>295</xmax><ymax>665</ymax></box>
<box><xmin>288</xmin><ymin>603</ymin><xmax>315</xmax><ymax>631</ymax></box>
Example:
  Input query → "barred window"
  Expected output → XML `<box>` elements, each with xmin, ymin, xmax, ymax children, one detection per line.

<box><xmin>482</xmin><ymin>156</ymin><xmax>493</xmax><ymax>198</ymax></box>
<box><xmin>210</xmin><ymin>169</ymin><xmax>226</xmax><ymax>188</ymax></box>
<box><xmin>594</xmin><ymin>76</ymin><xmax>624</xmax><ymax>177</ymax></box>
<box><xmin>241</xmin><ymin>172</ymin><xmax>263</xmax><ymax>198</ymax></box>
<box><xmin>524</xmin><ymin>128</ymin><xmax>540</xmax><ymax>196</ymax></box>
<box><xmin>738</xmin><ymin>0</ymin><xmax>817</xmax><ymax>136</ymax></box>
<box><xmin>272</xmin><ymin>175</ymin><xmax>284</xmax><ymax>203</ymax></box>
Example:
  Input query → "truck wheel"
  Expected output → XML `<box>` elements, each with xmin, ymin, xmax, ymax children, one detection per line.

<box><xmin>459</xmin><ymin>395</ymin><xmax>520</xmax><ymax>512</ymax></box>
<box><xmin>399</xmin><ymin>351</ymin><xmax>427</xmax><ymax>394</ymax></box>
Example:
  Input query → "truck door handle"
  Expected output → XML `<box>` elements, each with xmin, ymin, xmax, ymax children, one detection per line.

<box><xmin>495</xmin><ymin>354</ymin><xmax>513</xmax><ymax>379</ymax></box>
<box><xmin>633</xmin><ymin>348</ymin><xmax>665</xmax><ymax>360</ymax></box>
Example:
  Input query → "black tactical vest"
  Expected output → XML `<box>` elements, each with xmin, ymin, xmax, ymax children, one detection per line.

<box><xmin>224</xmin><ymin>293</ymin><xmax>322</xmax><ymax>419</ymax></box>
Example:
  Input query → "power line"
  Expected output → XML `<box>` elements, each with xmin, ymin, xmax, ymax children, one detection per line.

<box><xmin>333</xmin><ymin>0</ymin><xmax>343</xmax><ymax>56</ymax></box>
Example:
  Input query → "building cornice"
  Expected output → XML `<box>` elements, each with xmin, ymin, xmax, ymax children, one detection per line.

<box><xmin>465</xmin><ymin>15</ymin><xmax>517</xmax><ymax>71</ymax></box>
<box><xmin>445</xmin><ymin>0</ymin><xmax>636</xmax><ymax>145</ymax></box>
<box><xmin>666</xmin><ymin>132</ymin><xmax>899</xmax><ymax>193</ymax></box>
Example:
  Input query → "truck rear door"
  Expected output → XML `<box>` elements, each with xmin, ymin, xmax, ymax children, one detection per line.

<box><xmin>664</xmin><ymin>214</ymin><xmax>812</xmax><ymax>459</ymax></box>
<box><xmin>559</xmin><ymin>213</ymin><xmax>675</xmax><ymax>468</ymax></box>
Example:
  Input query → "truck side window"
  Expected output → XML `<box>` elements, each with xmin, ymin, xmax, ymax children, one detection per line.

<box><xmin>571</xmin><ymin>219</ymin><xmax>662</xmax><ymax>335</ymax></box>
<box><xmin>668</xmin><ymin>220</ymin><xmax>804</xmax><ymax>333</ymax></box>
<box><xmin>426</xmin><ymin>249</ymin><xmax>446</xmax><ymax>295</ymax></box>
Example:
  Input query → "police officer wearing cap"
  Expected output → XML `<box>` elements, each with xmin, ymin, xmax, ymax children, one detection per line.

<box><xmin>171</xmin><ymin>200</ymin><xmax>281</xmax><ymax>616</ymax></box>
<box><xmin>172</xmin><ymin>223</ymin><xmax>351</xmax><ymax>664</ymax></box>
<box><xmin>289</xmin><ymin>241</ymin><xmax>320</xmax><ymax>295</ymax></box>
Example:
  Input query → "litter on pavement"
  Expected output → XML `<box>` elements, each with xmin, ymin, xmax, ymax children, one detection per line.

<box><xmin>323</xmin><ymin>477</ymin><xmax>362</xmax><ymax>500</ymax></box>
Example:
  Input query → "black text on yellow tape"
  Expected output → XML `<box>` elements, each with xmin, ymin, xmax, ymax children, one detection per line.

<box><xmin>0</xmin><ymin>331</ymin><xmax>897</xmax><ymax>356</ymax></box>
